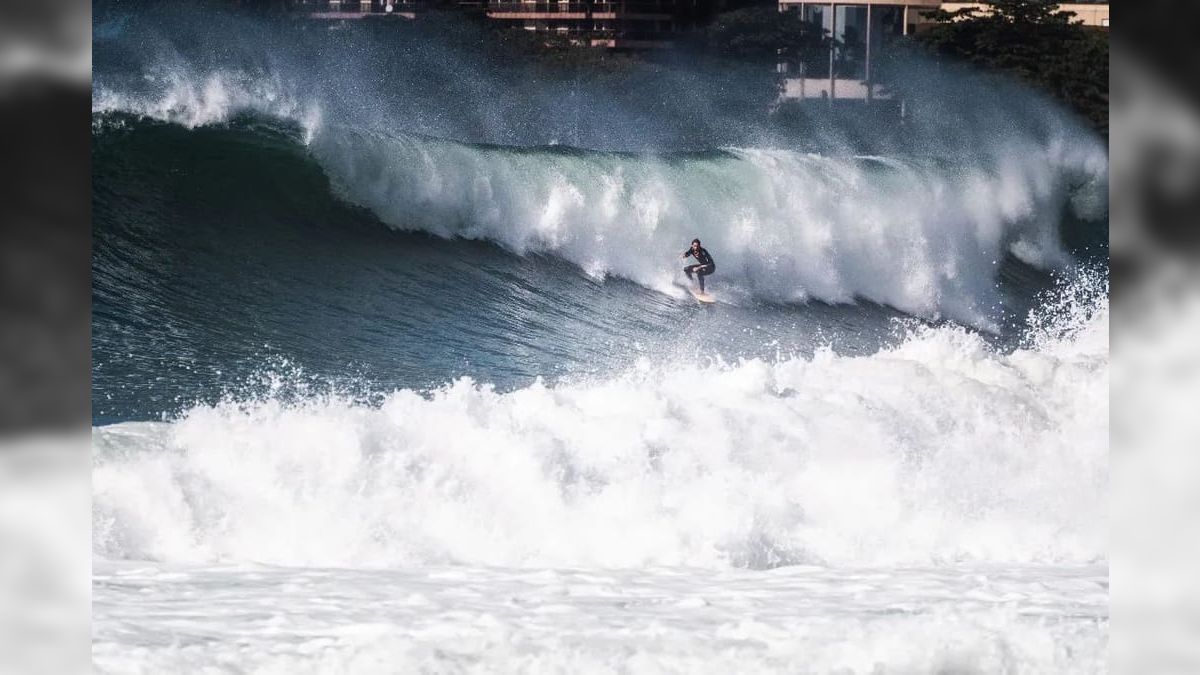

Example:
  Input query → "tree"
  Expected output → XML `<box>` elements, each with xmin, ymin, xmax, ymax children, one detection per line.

<box><xmin>906</xmin><ymin>0</ymin><xmax>1108</xmax><ymax>135</ymax></box>
<box><xmin>922</xmin><ymin>0</ymin><xmax>1078</xmax><ymax>26</ymax></box>
<box><xmin>701</xmin><ymin>5</ymin><xmax>830</xmax><ymax>65</ymax></box>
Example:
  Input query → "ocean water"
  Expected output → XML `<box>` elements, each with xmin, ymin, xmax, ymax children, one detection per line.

<box><xmin>92</xmin><ymin>7</ymin><xmax>1109</xmax><ymax>673</ymax></box>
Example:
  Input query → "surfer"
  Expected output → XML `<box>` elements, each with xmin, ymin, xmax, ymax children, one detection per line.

<box><xmin>681</xmin><ymin>238</ymin><xmax>716</xmax><ymax>293</ymax></box>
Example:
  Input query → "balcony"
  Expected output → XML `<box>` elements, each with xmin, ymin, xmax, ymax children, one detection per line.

<box><xmin>488</xmin><ymin>1</ymin><xmax>675</xmax><ymax>17</ymax></box>
<box><xmin>300</xmin><ymin>0</ymin><xmax>419</xmax><ymax>18</ymax></box>
<box><xmin>777</xmin><ymin>0</ymin><xmax>941</xmax><ymax>7</ymax></box>
<box><xmin>488</xmin><ymin>3</ymin><xmax>590</xmax><ymax>18</ymax></box>
<box><xmin>589</xmin><ymin>37</ymin><xmax>672</xmax><ymax>48</ymax></box>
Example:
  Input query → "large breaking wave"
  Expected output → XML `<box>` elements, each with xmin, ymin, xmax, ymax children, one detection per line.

<box><xmin>313</xmin><ymin>128</ymin><xmax>1104</xmax><ymax>328</ymax></box>
<box><xmin>92</xmin><ymin>7</ymin><xmax>1109</xmax><ymax>329</ymax></box>
<box><xmin>92</xmin><ymin>98</ymin><xmax>1107</xmax><ymax>328</ymax></box>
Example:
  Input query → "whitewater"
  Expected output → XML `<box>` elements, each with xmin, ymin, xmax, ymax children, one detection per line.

<box><xmin>94</xmin><ymin>290</ymin><xmax>1107</xmax><ymax>568</ymax></box>
<box><xmin>92</xmin><ymin>7</ymin><xmax>1109</xmax><ymax>673</ymax></box>
<box><xmin>92</xmin><ymin>273</ymin><xmax>1108</xmax><ymax>672</ymax></box>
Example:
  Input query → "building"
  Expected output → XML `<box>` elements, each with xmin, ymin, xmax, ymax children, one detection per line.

<box><xmin>283</xmin><ymin>0</ymin><xmax>1105</xmax><ymax>55</ymax></box>
<box><xmin>287</xmin><ymin>0</ymin><xmax>705</xmax><ymax>46</ymax></box>
<box><xmin>287</xmin><ymin>0</ymin><xmax>422</xmax><ymax>20</ymax></box>
<box><xmin>775</xmin><ymin>0</ymin><xmax>940</xmax><ymax>102</ymax></box>
<box><xmin>776</xmin><ymin>1</ymin><xmax>1109</xmax><ymax>103</ymax></box>
<box><xmin>486</xmin><ymin>0</ymin><xmax>705</xmax><ymax>49</ymax></box>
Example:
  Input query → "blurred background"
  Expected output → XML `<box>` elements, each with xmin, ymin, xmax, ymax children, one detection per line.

<box><xmin>0</xmin><ymin>0</ymin><xmax>90</xmax><ymax>673</ymax></box>
<box><xmin>1110</xmin><ymin>3</ymin><xmax>1200</xmax><ymax>673</ymax></box>
<box><xmin>3</xmin><ymin>0</ymin><xmax>1200</xmax><ymax>672</ymax></box>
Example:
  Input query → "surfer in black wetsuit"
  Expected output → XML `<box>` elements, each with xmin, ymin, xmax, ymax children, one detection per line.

<box><xmin>681</xmin><ymin>238</ymin><xmax>716</xmax><ymax>293</ymax></box>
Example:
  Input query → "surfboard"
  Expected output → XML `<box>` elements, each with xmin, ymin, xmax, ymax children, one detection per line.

<box><xmin>689</xmin><ymin>288</ymin><xmax>716</xmax><ymax>304</ymax></box>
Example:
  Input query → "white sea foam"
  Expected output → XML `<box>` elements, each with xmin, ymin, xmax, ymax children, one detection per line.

<box><xmin>92</xmin><ymin>562</ymin><xmax>1107</xmax><ymax>674</ymax></box>
<box><xmin>89</xmin><ymin>260</ymin><xmax>1108</xmax><ymax>675</ymax></box>
<box><xmin>92</xmin><ymin>277</ymin><xmax>1107</xmax><ymax>570</ymax></box>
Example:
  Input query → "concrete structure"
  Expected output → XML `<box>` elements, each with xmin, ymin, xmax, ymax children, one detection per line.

<box><xmin>289</xmin><ymin>0</ymin><xmax>701</xmax><ymax>47</ymax></box>
<box><xmin>485</xmin><ymin>0</ymin><xmax>701</xmax><ymax>49</ymax></box>
<box><xmin>286</xmin><ymin>0</ymin><xmax>1106</xmax><ymax>54</ymax></box>
<box><xmin>775</xmin><ymin>0</ymin><xmax>940</xmax><ymax>102</ymax></box>
<box><xmin>776</xmin><ymin>1</ymin><xmax>1109</xmax><ymax>103</ymax></box>
<box><xmin>290</xmin><ymin>0</ymin><xmax>421</xmax><ymax>19</ymax></box>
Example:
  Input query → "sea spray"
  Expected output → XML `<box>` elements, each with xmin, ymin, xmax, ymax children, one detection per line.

<box><xmin>311</xmin><ymin>128</ymin><xmax>1105</xmax><ymax>327</ymax></box>
<box><xmin>92</xmin><ymin>276</ymin><xmax>1107</xmax><ymax>569</ymax></box>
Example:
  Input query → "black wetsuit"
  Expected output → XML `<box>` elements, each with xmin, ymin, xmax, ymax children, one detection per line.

<box><xmin>683</xmin><ymin>247</ymin><xmax>716</xmax><ymax>292</ymax></box>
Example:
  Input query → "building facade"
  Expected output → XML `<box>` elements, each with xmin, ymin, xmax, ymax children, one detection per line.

<box><xmin>486</xmin><ymin>0</ymin><xmax>704</xmax><ymax>49</ymax></box>
<box><xmin>775</xmin><ymin>0</ymin><xmax>940</xmax><ymax>102</ymax></box>
<box><xmin>282</xmin><ymin>0</ymin><xmax>1106</xmax><ymax>55</ymax></box>
<box><xmin>776</xmin><ymin>1</ymin><xmax>1109</xmax><ymax>103</ymax></box>
<box><xmin>287</xmin><ymin>0</ymin><xmax>704</xmax><ymax>46</ymax></box>
<box><xmin>287</xmin><ymin>0</ymin><xmax>423</xmax><ymax>20</ymax></box>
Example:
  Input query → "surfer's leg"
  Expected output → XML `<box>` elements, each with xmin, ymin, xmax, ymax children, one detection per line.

<box><xmin>697</xmin><ymin>266</ymin><xmax>712</xmax><ymax>292</ymax></box>
<box><xmin>683</xmin><ymin>264</ymin><xmax>697</xmax><ymax>282</ymax></box>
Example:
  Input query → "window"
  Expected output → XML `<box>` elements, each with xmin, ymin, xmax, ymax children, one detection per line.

<box><xmin>834</xmin><ymin>5</ymin><xmax>867</xmax><ymax>80</ymax></box>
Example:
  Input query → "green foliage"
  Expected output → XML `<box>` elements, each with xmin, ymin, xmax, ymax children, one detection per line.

<box><xmin>907</xmin><ymin>0</ymin><xmax>1108</xmax><ymax>135</ymax></box>
<box><xmin>700</xmin><ymin>5</ymin><xmax>829</xmax><ymax>63</ymax></box>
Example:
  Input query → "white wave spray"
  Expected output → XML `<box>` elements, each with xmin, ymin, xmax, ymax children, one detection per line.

<box><xmin>92</xmin><ymin>68</ymin><xmax>322</xmax><ymax>141</ymax></box>
<box><xmin>92</xmin><ymin>274</ymin><xmax>1108</xmax><ymax>569</ymax></box>
<box><xmin>312</xmin><ymin>128</ymin><xmax>1106</xmax><ymax>328</ymax></box>
<box><xmin>92</xmin><ymin>63</ymin><xmax>1108</xmax><ymax>328</ymax></box>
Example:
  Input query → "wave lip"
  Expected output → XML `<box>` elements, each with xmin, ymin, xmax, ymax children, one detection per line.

<box><xmin>93</xmin><ymin>69</ymin><xmax>322</xmax><ymax>140</ymax></box>
<box><xmin>92</xmin><ymin>280</ymin><xmax>1108</xmax><ymax>570</ymax></box>
<box><xmin>309</xmin><ymin>127</ymin><xmax>1106</xmax><ymax>328</ymax></box>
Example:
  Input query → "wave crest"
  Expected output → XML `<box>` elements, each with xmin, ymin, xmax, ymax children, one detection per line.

<box><xmin>93</xmin><ymin>278</ymin><xmax>1107</xmax><ymax>569</ymax></box>
<box><xmin>309</xmin><ymin>127</ymin><xmax>1105</xmax><ymax>327</ymax></box>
